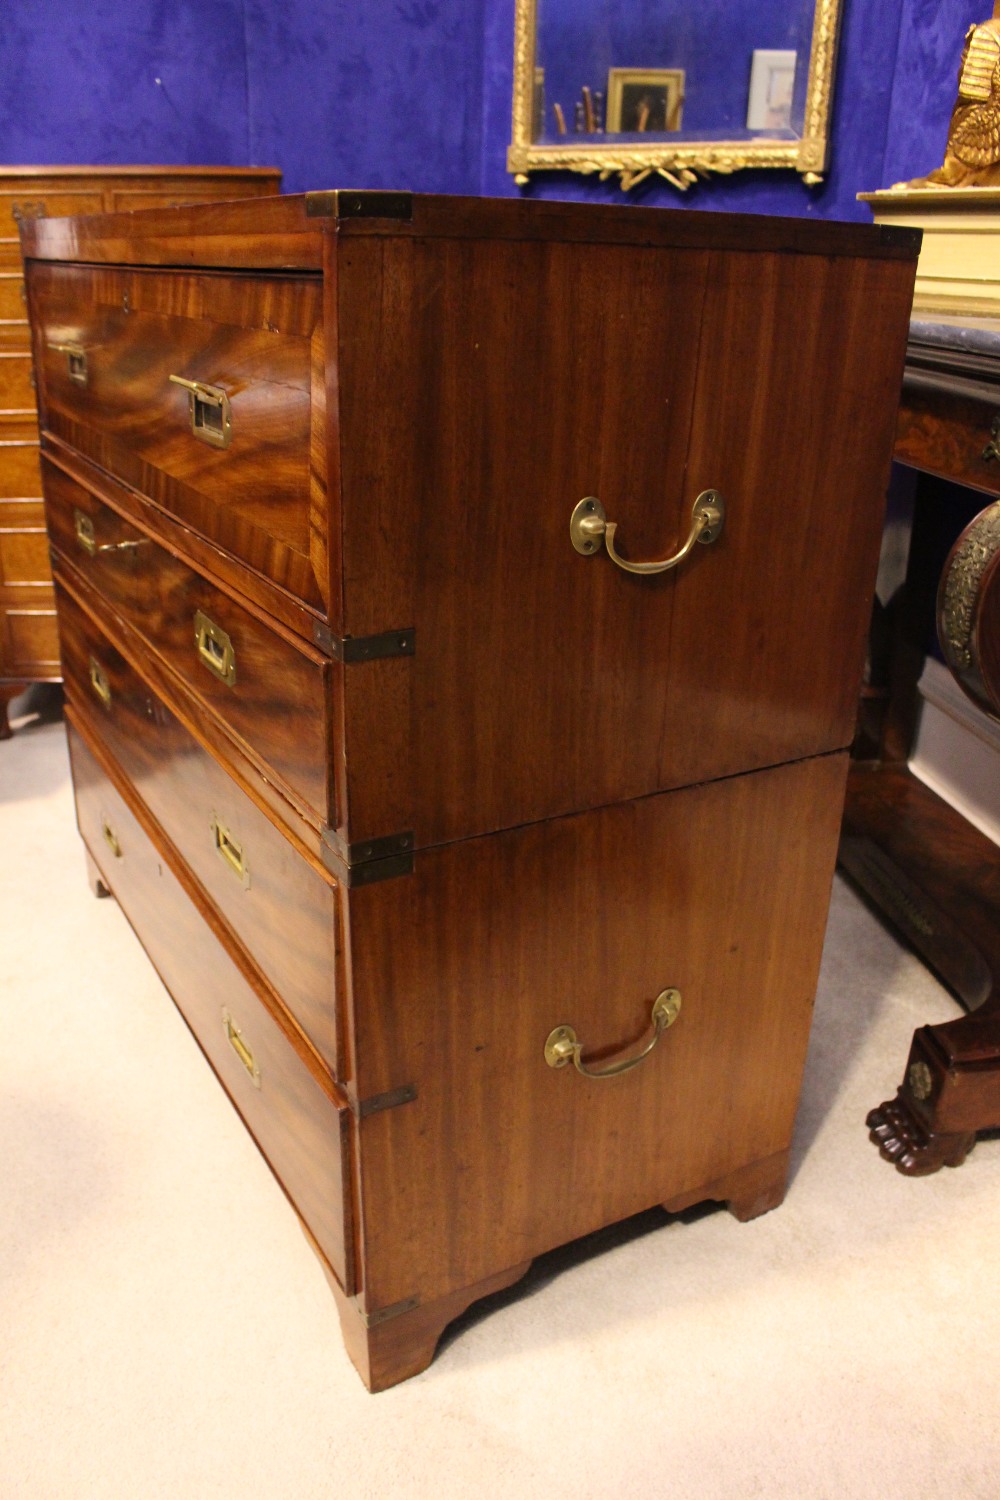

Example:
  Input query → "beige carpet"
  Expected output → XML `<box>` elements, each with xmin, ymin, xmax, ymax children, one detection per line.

<box><xmin>2</xmin><ymin>687</ymin><xmax>999</xmax><ymax>1499</ymax></box>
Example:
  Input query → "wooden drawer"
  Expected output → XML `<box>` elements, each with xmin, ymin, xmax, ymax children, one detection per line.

<box><xmin>0</xmin><ymin>273</ymin><xmax>26</xmax><ymax>321</ymax></box>
<box><xmin>0</xmin><ymin>604</ymin><xmax>59</xmax><ymax>675</ymax></box>
<box><xmin>0</xmin><ymin>351</ymin><xmax>34</xmax><ymax>411</ymax></box>
<box><xmin>67</xmin><ymin>717</ymin><xmax>353</xmax><ymax>1292</ymax></box>
<box><xmin>0</xmin><ymin>500</ymin><xmax>49</xmax><ymax>586</ymax></box>
<box><xmin>896</xmin><ymin>385</ymin><xmax>1000</xmax><ymax>497</ymax></box>
<box><xmin>45</xmin><ymin>461</ymin><xmax>333</xmax><ymax>823</ymax></box>
<box><xmin>32</xmin><ymin>262</ymin><xmax>325</xmax><ymax>607</ymax></box>
<box><xmin>0</xmin><ymin>190</ymin><xmax>104</xmax><ymax>232</ymax></box>
<box><xmin>0</xmin><ymin>442</ymin><xmax>40</xmax><ymax>497</ymax></box>
<box><xmin>58</xmin><ymin>578</ymin><xmax>341</xmax><ymax>1074</ymax></box>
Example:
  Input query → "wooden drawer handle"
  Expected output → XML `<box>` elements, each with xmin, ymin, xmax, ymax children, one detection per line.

<box><xmin>570</xmin><ymin>491</ymin><xmax>725</xmax><ymax>575</ymax></box>
<box><xmin>194</xmin><ymin>610</ymin><xmax>236</xmax><ymax>687</ymax></box>
<box><xmin>88</xmin><ymin>655</ymin><xmax>111</xmax><ymax>710</ymax></box>
<box><xmin>544</xmin><ymin>988</ymin><xmax>681</xmax><ymax>1078</ymax></box>
<box><xmin>169</xmin><ymin>374</ymin><xmax>233</xmax><ymax>448</ymax></box>
<box><xmin>223</xmin><ymin>1009</ymin><xmax>261</xmax><ymax>1087</ymax></box>
<box><xmin>49</xmin><ymin>341</ymin><xmax>88</xmax><ymax>386</ymax></box>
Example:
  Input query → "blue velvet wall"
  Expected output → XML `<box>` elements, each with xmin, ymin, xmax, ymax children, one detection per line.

<box><xmin>0</xmin><ymin>0</ymin><xmax>487</xmax><ymax>195</ymax></box>
<box><xmin>0</xmin><ymin>0</ymin><xmax>991</xmax><ymax>219</ymax></box>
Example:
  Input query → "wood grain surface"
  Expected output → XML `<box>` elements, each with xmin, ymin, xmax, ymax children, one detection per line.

<box><xmin>67</xmin><ymin>716</ymin><xmax>353</xmax><ymax>1292</ymax></box>
<box><xmin>57</xmin><ymin>579</ymin><xmax>343</xmax><ymax>1077</ymax></box>
<box><xmin>32</xmin><ymin>263</ymin><xmax>324</xmax><ymax>605</ymax></box>
<box><xmin>896</xmin><ymin>386</ymin><xmax>1000</xmax><ymax>497</ymax></box>
<box><xmin>333</xmin><ymin>235</ymin><xmax>914</xmax><ymax>849</ymax></box>
<box><xmin>45</xmin><ymin>465</ymin><xmax>335</xmax><ymax>823</ymax></box>
<box><xmin>346</xmin><ymin>751</ymin><xmax>849</xmax><ymax>1308</ymax></box>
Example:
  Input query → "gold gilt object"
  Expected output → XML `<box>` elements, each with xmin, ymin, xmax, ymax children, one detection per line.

<box><xmin>544</xmin><ymin>989</ymin><xmax>682</xmax><ymax>1079</ymax></box>
<box><xmin>570</xmin><ymin>491</ymin><xmax>725</xmax><ymax>575</ymax></box>
<box><xmin>508</xmin><ymin>0</ymin><xmax>843</xmax><ymax>190</ymax></box>
<box><xmin>906</xmin><ymin>5</ymin><xmax>1000</xmax><ymax>188</ymax></box>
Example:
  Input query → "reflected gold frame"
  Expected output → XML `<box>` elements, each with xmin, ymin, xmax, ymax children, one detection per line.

<box><xmin>507</xmin><ymin>0</ymin><xmax>843</xmax><ymax>192</ymax></box>
<box><xmin>606</xmin><ymin>68</ymin><xmax>686</xmax><ymax>133</ymax></box>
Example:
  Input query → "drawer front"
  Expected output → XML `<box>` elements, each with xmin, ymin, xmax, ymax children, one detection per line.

<box><xmin>0</xmin><ymin>352</ymin><xmax>34</xmax><ymax>410</ymax></box>
<box><xmin>0</xmin><ymin>442</ymin><xmax>41</xmax><ymax>497</ymax></box>
<box><xmin>0</xmin><ymin>190</ymin><xmax>104</xmax><ymax>231</ymax></box>
<box><xmin>0</xmin><ymin>501</ymin><xmax>50</xmax><ymax>586</ymax></box>
<box><xmin>0</xmin><ymin>274</ymin><xmax>26</xmax><ymax>321</ymax></box>
<box><xmin>0</xmin><ymin>604</ymin><xmax>59</xmax><ymax>675</ymax></box>
<box><xmin>45</xmin><ymin>461</ymin><xmax>333</xmax><ymax>822</ymax></box>
<box><xmin>896</xmin><ymin>387</ymin><xmax>1000</xmax><ymax>498</ymax></box>
<box><xmin>58</xmin><ymin>579</ymin><xmax>341</xmax><ymax>1075</ymax></box>
<box><xmin>67</xmin><ymin>718</ymin><xmax>353</xmax><ymax>1292</ymax></box>
<box><xmin>31</xmin><ymin>262</ymin><xmax>325</xmax><ymax>607</ymax></box>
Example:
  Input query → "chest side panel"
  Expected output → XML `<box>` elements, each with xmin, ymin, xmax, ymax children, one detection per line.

<box><xmin>336</xmin><ymin>234</ymin><xmax>710</xmax><ymax>847</ymax></box>
<box><xmin>660</xmin><ymin>248</ymin><xmax>915</xmax><ymax>786</ymax></box>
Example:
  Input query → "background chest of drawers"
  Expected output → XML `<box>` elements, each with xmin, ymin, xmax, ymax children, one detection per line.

<box><xmin>22</xmin><ymin>192</ymin><xmax>917</xmax><ymax>1390</ymax></box>
<box><xmin>0</xmin><ymin>166</ymin><xmax>280</xmax><ymax>736</ymax></box>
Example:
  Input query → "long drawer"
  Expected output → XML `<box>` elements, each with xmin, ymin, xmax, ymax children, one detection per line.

<box><xmin>45</xmin><ymin>458</ymin><xmax>334</xmax><ymax>823</ymax></box>
<box><xmin>31</xmin><ymin>261</ymin><xmax>325</xmax><ymax>607</ymax></box>
<box><xmin>68</xmin><ymin>716</ymin><xmax>354</xmax><ymax>1292</ymax></box>
<box><xmin>58</xmin><ymin>575</ymin><xmax>342</xmax><ymax>1077</ymax></box>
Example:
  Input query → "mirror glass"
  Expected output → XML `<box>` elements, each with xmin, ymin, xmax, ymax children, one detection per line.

<box><xmin>533</xmin><ymin>0</ymin><xmax>815</xmax><ymax>146</ymax></box>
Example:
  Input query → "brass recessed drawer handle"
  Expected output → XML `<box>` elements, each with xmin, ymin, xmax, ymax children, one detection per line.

<box><xmin>88</xmin><ymin>655</ymin><xmax>112</xmax><ymax>710</ymax></box>
<box><xmin>169</xmin><ymin>374</ymin><xmax>233</xmax><ymax>449</ymax></box>
<box><xmin>194</xmin><ymin>610</ymin><xmax>236</xmax><ymax>687</ymax></box>
<box><xmin>211</xmin><ymin>815</ymin><xmax>250</xmax><ymax>887</ymax></box>
<box><xmin>982</xmin><ymin>414</ymin><xmax>1000</xmax><ymax>464</ymax></box>
<box><xmin>223</xmin><ymin>1009</ymin><xmax>260</xmax><ymax>1087</ymax></box>
<box><xmin>49</xmin><ymin>340</ymin><xmax>88</xmax><ymax>386</ymax></box>
<box><xmin>570</xmin><ymin>491</ymin><xmax>725</xmax><ymax>575</ymax></box>
<box><xmin>73</xmin><ymin>507</ymin><xmax>149</xmax><ymax>559</ymax></box>
<box><xmin>101</xmin><ymin>819</ymin><xmax>121</xmax><ymax>859</ymax></box>
<box><xmin>544</xmin><ymin>988</ymin><xmax>681</xmax><ymax>1079</ymax></box>
<box><xmin>74</xmin><ymin>509</ymin><xmax>97</xmax><ymax>555</ymax></box>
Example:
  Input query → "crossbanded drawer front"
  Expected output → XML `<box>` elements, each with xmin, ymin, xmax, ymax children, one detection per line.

<box><xmin>67</xmin><ymin>718</ymin><xmax>353</xmax><ymax>1292</ymax></box>
<box><xmin>45</xmin><ymin>460</ymin><xmax>333</xmax><ymax>822</ymax></box>
<box><xmin>58</xmin><ymin>579</ymin><xmax>342</xmax><ymax>1075</ymax></box>
<box><xmin>31</xmin><ymin>262</ymin><xmax>325</xmax><ymax>608</ymax></box>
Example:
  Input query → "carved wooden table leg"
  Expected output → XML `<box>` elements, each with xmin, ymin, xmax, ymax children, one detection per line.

<box><xmin>841</xmin><ymin>761</ymin><xmax>1000</xmax><ymax>1175</ymax></box>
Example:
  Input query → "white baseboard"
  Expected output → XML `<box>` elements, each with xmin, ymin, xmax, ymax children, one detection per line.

<box><xmin>909</xmin><ymin>656</ymin><xmax>1000</xmax><ymax>848</ymax></box>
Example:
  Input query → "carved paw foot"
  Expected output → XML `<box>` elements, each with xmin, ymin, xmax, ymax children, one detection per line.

<box><xmin>866</xmin><ymin>1094</ymin><xmax>976</xmax><ymax>1176</ymax></box>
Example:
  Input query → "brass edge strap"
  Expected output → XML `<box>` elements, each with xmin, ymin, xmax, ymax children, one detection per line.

<box><xmin>358</xmin><ymin>1296</ymin><xmax>420</xmax><ymax>1329</ymax></box>
<box><xmin>878</xmin><ymin>225</ymin><xmax>923</xmax><ymax>252</ymax></box>
<box><xmin>312</xmin><ymin>623</ymin><xmax>416</xmax><ymax>663</ymax></box>
<box><xmin>321</xmin><ymin>828</ymin><xmax>416</xmax><ymax>886</ymax></box>
<box><xmin>305</xmin><ymin>190</ymin><xmax>414</xmax><ymax>221</ymax></box>
<box><xmin>350</xmin><ymin>1084</ymin><xmax>418</xmax><ymax>1120</ymax></box>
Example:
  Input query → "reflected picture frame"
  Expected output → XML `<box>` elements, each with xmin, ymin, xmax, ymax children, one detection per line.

<box><xmin>507</xmin><ymin>0</ymin><xmax>844</xmax><ymax>193</ymax></box>
<box><xmin>606</xmin><ymin>68</ymin><xmax>686</xmax><ymax>134</ymax></box>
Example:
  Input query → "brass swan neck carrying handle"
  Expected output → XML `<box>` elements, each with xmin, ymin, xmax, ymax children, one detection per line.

<box><xmin>570</xmin><ymin>491</ymin><xmax>725</xmax><ymax>575</ymax></box>
<box><xmin>544</xmin><ymin>989</ymin><xmax>682</xmax><ymax>1079</ymax></box>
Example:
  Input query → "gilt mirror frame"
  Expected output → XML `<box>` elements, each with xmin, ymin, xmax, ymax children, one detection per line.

<box><xmin>507</xmin><ymin>0</ymin><xmax>844</xmax><ymax>192</ymax></box>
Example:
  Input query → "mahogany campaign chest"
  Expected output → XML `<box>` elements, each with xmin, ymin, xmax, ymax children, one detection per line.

<box><xmin>21</xmin><ymin>192</ymin><xmax>918</xmax><ymax>1390</ymax></box>
<box><xmin>0</xmin><ymin>167</ymin><xmax>280</xmax><ymax>736</ymax></box>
